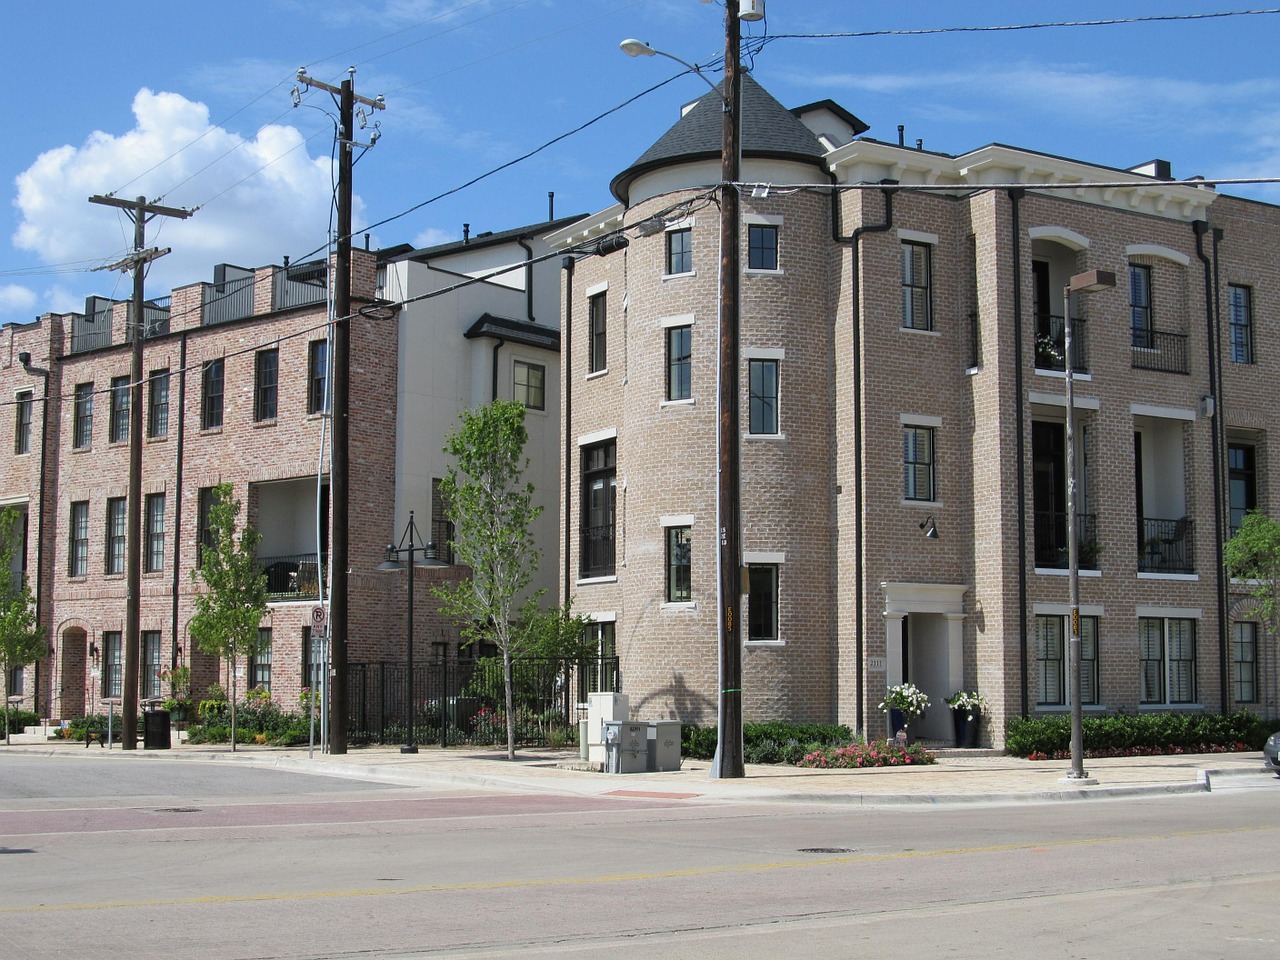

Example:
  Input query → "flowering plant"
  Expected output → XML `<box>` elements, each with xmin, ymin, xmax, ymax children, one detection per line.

<box><xmin>945</xmin><ymin>690</ymin><xmax>988</xmax><ymax>721</ymax></box>
<box><xmin>878</xmin><ymin>683</ymin><xmax>929</xmax><ymax>721</ymax></box>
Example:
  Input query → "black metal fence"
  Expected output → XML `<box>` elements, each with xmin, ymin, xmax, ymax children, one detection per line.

<box><xmin>346</xmin><ymin>656</ymin><xmax>621</xmax><ymax>746</ymax></box>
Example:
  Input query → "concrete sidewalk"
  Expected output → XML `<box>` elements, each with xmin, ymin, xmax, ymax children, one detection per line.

<box><xmin>4</xmin><ymin>728</ymin><xmax>1275</xmax><ymax>805</ymax></box>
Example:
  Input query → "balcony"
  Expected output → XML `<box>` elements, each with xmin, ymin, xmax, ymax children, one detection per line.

<box><xmin>1034</xmin><ymin>511</ymin><xmax>1100</xmax><ymax>570</ymax></box>
<box><xmin>260</xmin><ymin>552</ymin><xmax>326</xmax><ymax>601</ymax></box>
<box><xmin>1132</xmin><ymin>329</ymin><xmax>1188</xmax><ymax>374</ymax></box>
<box><xmin>1138</xmin><ymin>516</ymin><xmax>1194</xmax><ymax>574</ymax></box>
<box><xmin>203</xmin><ymin>265</ymin><xmax>256</xmax><ymax>326</ymax></box>
<box><xmin>272</xmin><ymin>261</ymin><xmax>328</xmax><ymax>311</ymax></box>
<box><xmin>1034</xmin><ymin>314</ymin><xmax>1089</xmax><ymax>373</ymax></box>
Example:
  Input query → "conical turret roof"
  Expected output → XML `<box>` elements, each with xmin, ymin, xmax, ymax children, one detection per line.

<box><xmin>610</xmin><ymin>73</ymin><xmax>829</xmax><ymax>205</ymax></box>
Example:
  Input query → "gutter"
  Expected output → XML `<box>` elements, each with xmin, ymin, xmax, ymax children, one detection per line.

<box><xmin>1194</xmin><ymin>220</ymin><xmax>1229</xmax><ymax>713</ymax></box>
<box><xmin>518</xmin><ymin>237</ymin><xmax>536</xmax><ymax>323</ymax></box>
<box><xmin>832</xmin><ymin>179</ymin><xmax>896</xmax><ymax>737</ymax></box>
<box><xmin>1008</xmin><ymin>189</ymin><xmax>1029</xmax><ymax>718</ymax></box>
<box><xmin>170</xmin><ymin>331</ymin><xmax>189</xmax><ymax>668</ymax></box>
<box><xmin>561</xmin><ymin>257</ymin><xmax>576</xmax><ymax>606</ymax></box>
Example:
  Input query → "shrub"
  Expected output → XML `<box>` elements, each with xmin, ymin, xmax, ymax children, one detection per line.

<box><xmin>797</xmin><ymin>740</ymin><xmax>937</xmax><ymax>768</ymax></box>
<box><xmin>682</xmin><ymin>721</ymin><xmax>856</xmax><ymax>763</ymax></box>
<box><xmin>1004</xmin><ymin>711</ymin><xmax>1271</xmax><ymax>758</ymax></box>
<box><xmin>3</xmin><ymin>707</ymin><xmax>38</xmax><ymax>734</ymax></box>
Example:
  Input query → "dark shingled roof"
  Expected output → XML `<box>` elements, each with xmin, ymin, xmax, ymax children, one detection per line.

<box><xmin>463</xmin><ymin>313</ymin><xmax>561</xmax><ymax>352</ymax></box>
<box><xmin>383</xmin><ymin>213</ymin><xmax>589</xmax><ymax>264</ymax></box>
<box><xmin>610</xmin><ymin>73</ymin><xmax>828</xmax><ymax>205</ymax></box>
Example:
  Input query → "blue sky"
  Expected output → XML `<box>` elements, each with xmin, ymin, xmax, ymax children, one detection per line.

<box><xmin>4</xmin><ymin>1</ymin><xmax>1280</xmax><ymax>329</ymax></box>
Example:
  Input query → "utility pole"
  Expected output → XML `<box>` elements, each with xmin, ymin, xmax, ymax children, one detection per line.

<box><xmin>712</xmin><ymin>1</ymin><xmax>745</xmax><ymax>779</ymax></box>
<box><xmin>89</xmin><ymin>194</ymin><xmax>191</xmax><ymax>750</ymax></box>
<box><xmin>295</xmin><ymin>67</ymin><xmax>384</xmax><ymax>754</ymax></box>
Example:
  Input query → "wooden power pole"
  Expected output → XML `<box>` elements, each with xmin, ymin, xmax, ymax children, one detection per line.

<box><xmin>295</xmin><ymin>67</ymin><xmax>384</xmax><ymax>754</ymax></box>
<box><xmin>89</xmin><ymin>194</ymin><xmax>191</xmax><ymax>749</ymax></box>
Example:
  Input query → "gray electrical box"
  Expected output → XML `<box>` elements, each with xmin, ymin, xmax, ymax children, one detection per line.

<box><xmin>646</xmin><ymin>720</ymin><xmax>681</xmax><ymax>772</ymax></box>
<box><xmin>603</xmin><ymin>720</ymin><xmax>648</xmax><ymax>774</ymax></box>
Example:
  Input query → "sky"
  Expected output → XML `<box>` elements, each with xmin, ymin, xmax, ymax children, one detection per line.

<box><xmin>4</xmin><ymin>0</ymin><xmax>1280</xmax><ymax>330</ymax></box>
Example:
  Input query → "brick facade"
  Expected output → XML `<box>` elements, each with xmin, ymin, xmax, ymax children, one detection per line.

<box><xmin>551</xmin><ymin>80</ymin><xmax>1280</xmax><ymax>746</ymax></box>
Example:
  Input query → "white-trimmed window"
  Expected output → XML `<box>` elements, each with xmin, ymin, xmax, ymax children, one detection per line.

<box><xmin>667</xmin><ymin>326</ymin><xmax>692</xmax><ymax>401</ymax></box>
<box><xmin>903</xmin><ymin>422</ymin><xmax>936</xmax><ymax>502</ymax></box>
<box><xmin>250</xmin><ymin>628</ymin><xmax>272</xmax><ymax>691</ymax></box>
<box><xmin>748</xmin><ymin>565</ymin><xmax>779</xmax><ymax>642</ymax></box>
<box><xmin>666</xmin><ymin>226</ymin><xmax>692</xmax><ymax>275</ymax></box>
<box><xmin>588</xmin><ymin>290</ymin><xmax>607</xmax><ymax>374</ymax></box>
<box><xmin>1232</xmin><ymin>621</ymin><xmax>1258</xmax><ymax>703</ymax></box>
<box><xmin>580</xmin><ymin>438</ymin><xmax>616</xmax><ymax>577</ymax></box>
<box><xmin>1139</xmin><ymin>616</ymin><xmax>1196</xmax><ymax>705</ymax></box>
<box><xmin>748</xmin><ymin>358</ymin><xmax>780</xmax><ymax>435</ymax></box>
<box><xmin>901</xmin><ymin>241</ymin><xmax>933</xmax><ymax>331</ymax></box>
<box><xmin>1035</xmin><ymin>614</ymin><xmax>1099</xmax><ymax>706</ymax></box>
<box><xmin>747</xmin><ymin>223</ymin><xmax>779</xmax><ymax>271</ymax></box>
<box><xmin>141</xmin><ymin>631</ymin><xmax>163</xmax><ymax>699</ymax></box>
<box><xmin>514</xmin><ymin>360</ymin><xmax>546</xmax><ymax>410</ymax></box>
<box><xmin>1229</xmin><ymin>284</ymin><xmax>1254</xmax><ymax>364</ymax></box>
<box><xmin>665</xmin><ymin>525</ymin><xmax>692</xmax><ymax>603</ymax></box>
<box><xmin>1130</xmin><ymin>264</ymin><xmax>1153</xmax><ymax>348</ymax></box>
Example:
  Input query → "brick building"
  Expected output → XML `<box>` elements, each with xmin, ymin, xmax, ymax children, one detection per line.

<box><xmin>549</xmin><ymin>74</ymin><xmax>1280</xmax><ymax>746</ymax></box>
<box><xmin>2</xmin><ymin>214</ymin><xmax>575</xmax><ymax>723</ymax></box>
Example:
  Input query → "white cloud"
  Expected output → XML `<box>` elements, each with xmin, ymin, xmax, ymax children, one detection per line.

<box><xmin>0</xmin><ymin>284</ymin><xmax>37</xmax><ymax>312</ymax></box>
<box><xmin>11</xmin><ymin>88</ymin><xmax>357</xmax><ymax>304</ymax></box>
<box><xmin>412</xmin><ymin>226</ymin><xmax>458</xmax><ymax>248</ymax></box>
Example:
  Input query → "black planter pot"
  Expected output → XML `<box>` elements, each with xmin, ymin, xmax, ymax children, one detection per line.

<box><xmin>888</xmin><ymin>708</ymin><xmax>913</xmax><ymax>744</ymax></box>
<box><xmin>951</xmin><ymin>709</ymin><xmax>979</xmax><ymax>748</ymax></box>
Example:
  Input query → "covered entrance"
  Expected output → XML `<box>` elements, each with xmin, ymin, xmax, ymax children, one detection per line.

<box><xmin>881</xmin><ymin>582</ymin><xmax>967</xmax><ymax>742</ymax></box>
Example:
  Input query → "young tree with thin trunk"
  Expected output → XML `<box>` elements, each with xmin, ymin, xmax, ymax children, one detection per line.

<box><xmin>189</xmin><ymin>483</ymin><xmax>268</xmax><ymax>751</ymax></box>
<box><xmin>0</xmin><ymin>507</ymin><xmax>43</xmax><ymax>744</ymax></box>
<box><xmin>435</xmin><ymin>400</ymin><xmax>541</xmax><ymax>761</ymax></box>
<box><xmin>1224</xmin><ymin>511</ymin><xmax>1280</xmax><ymax>637</ymax></box>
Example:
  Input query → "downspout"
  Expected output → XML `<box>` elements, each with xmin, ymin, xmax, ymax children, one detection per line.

<box><xmin>832</xmin><ymin>179</ymin><xmax>896</xmax><ymax>737</ymax></box>
<box><xmin>1195</xmin><ymin>220</ymin><xmax>1229</xmax><ymax>712</ymax></box>
<box><xmin>518</xmin><ymin>237</ymin><xmax>536</xmax><ymax>323</ymax></box>
<box><xmin>490</xmin><ymin>338</ymin><xmax>505</xmax><ymax>402</ymax></box>
<box><xmin>562</xmin><ymin>256</ymin><xmax>576</xmax><ymax>606</ymax></box>
<box><xmin>33</xmin><ymin>364</ymin><xmax>51</xmax><ymax>718</ymax></box>
<box><xmin>1008</xmin><ymin>188</ymin><xmax>1029</xmax><ymax>718</ymax></box>
<box><xmin>169</xmin><ymin>332</ymin><xmax>189</xmax><ymax>669</ymax></box>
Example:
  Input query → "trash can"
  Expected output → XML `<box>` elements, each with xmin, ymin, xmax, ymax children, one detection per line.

<box><xmin>646</xmin><ymin>720</ymin><xmax>682</xmax><ymax>771</ymax></box>
<box><xmin>602</xmin><ymin>720</ymin><xmax>647</xmax><ymax>773</ymax></box>
<box><xmin>143</xmin><ymin>709</ymin><xmax>171</xmax><ymax>750</ymax></box>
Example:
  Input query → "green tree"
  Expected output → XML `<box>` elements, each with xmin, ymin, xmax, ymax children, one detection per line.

<box><xmin>0</xmin><ymin>507</ymin><xmax>43</xmax><ymax>744</ymax></box>
<box><xmin>434</xmin><ymin>400</ymin><xmax>542</xmax><ymax>760</ymax></box>
<box><xmin>189</xmin><ymin>483</ymin><xmax>268</xmax><ymax>751</ymax></box>
<box><xmin>1224</xmin><ymin>510</ymin><xmax>1280</xmax><ymax>639</ymax></box>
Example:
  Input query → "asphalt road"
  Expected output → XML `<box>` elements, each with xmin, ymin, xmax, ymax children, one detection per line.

<box><xmin>1</xmin><ymin>755</ymin><xmax>1278</xmax><ymax>960</ymax></box>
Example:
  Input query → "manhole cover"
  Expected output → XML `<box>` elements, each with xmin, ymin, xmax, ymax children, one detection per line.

<box><xmin>153</xmin><ymin>807</ymin><xmax>202</xmax><ymax>814</ymax></box>
<box><xmin>798</xmin><ymin>847</ymin><xmax>855</xmax><ymax>854</ymax></box>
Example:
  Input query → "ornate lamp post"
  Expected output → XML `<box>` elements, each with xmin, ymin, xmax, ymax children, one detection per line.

<box><xmin>378</xmin><ymin>510</ymin><xmax>448</xmax><ymax>753</ymax></box>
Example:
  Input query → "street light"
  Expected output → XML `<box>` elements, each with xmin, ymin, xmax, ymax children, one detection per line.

<box><xmin>620</xmin><ymin>2</ymin><xmax>747</xmax><ymax>778</ymax></box>
<box><xmin>1062</xmin><ymin>268</ymin><xmax>1115</xmax><ymax>782</ymax></box>
<box><xmin>378</xmin><ymin>510</ymin><xmax>448</xmax><ymax>754</ymax></box>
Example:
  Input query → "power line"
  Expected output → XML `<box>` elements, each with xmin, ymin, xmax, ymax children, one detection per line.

<box><xmin>758</xmin><ymin>9</ymin><xmax>1280</xmax><ymax>42</ymax></box>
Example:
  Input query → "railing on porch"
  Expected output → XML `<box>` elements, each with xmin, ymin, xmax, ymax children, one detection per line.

<box><xmin>1138</xmin><ymin>516</ymin><xmax>1194</xmax><ymax>573</ymax></box>
<box><xmin>1034</xmin><ymin>313</ymin><xmax>1089</xmax><ymax>373</ymax></box>
<box><xmin>259</xmin><ymin>553</ymin><xmax>326</xmax><ymax>600</ymax></box>
<box><xmin>346</xmin><ymin>655</ymin><xmax>621</xmax><ymax>746</ymax></box>
<box><xmin>1131</xmin><ymin>329</ymin><xmax>1189</xmax><ymax>374</ymax></box>
<box><xmin>1033</xmin><ymin>511</ymin><xmax>1099</xmax><ymax>570</ymax></box>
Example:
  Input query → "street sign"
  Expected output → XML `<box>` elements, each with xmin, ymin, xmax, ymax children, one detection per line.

<box><xmin>311</xmin><ymin>605</ymin><xmax>327</xmax><ymax>628</ymax></box>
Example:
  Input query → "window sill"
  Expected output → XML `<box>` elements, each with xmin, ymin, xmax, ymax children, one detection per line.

<box><xmin>662</xmin><ymin>271</ymin><xmax>697</xmax><ymax>281</ymax></box>
<box><xmin>576</xmin><ymin>575</ymin><xmax>617</xmax><ymax>586</ymax></box>
<box><xmin>1034</xmin><ymin>703</ymin><xmax>1108</xmax><ymax>713</ymax></box>
<box><xmin>1138</xmin><ymin>703</ymin><xmax>1204</xmax><ymax>712</ymax></box>
<box><xmin>253</xmin><ymin>418</ymin><xmax>277</xmax><ymax>428</ymax></box>
<box><xmin>71</xmin><ymin>445</ymin><xmax>91</xmax><ymax>453</ymax></box>
<box><xmin>899</xmin><ymin>326</ymin><xmax>941</xmax><ymax>337</ymax></box>
<box><xmin>1035</xmin><ymin>567</ymin><xmax>1103</xmax><ymax>578</ymax></box>
<box><xmin>661</xmin><ymin>398</ymin><xmax>696</xmax><ymax>409</ymax></box>
<box><xmin>146</xmin><ymin>434</ymin><xmax>168</xmax><ymax>443</ymax></box>
<box><xmin>745</xmin><ymin>639</ymin><xmax>786</xmax><ymax>648</ymax></box>
<box><xmin>661</xmin><ymin>601</ymin><xmax>697</xmax><ymax>612</ymax></box>
<box><xmin>201</xmin><ymin>426</ymin><xmax>224</xmax><ymax>435</ymax></box>
<box><xmin>901</xmin><ymin>499</ymin><xmax>942</xmax><ymax>509</ymax></box>
<box><xmin>744</xmin><ymin>432</ymin><xmax>785</xmax><ymax>441</ymax></box>
<box><xmin>585</xmin><ymin>369</ymin><xmax>608</xmax><ymax>382</ymax></box>
<box><xmin>1035</xmin><ymin>368</ymin><xmax>1093</xmax><ymax>382</ymax></box>
<box><xmin>1136</xmin><ymin>572</ymin><xmax>1200</xmax><ymax>582</ymax></box>
<box><xmin>744</xmin><ymin>267</ymin><xmax>783</xmax><ymax>276</ymax></box>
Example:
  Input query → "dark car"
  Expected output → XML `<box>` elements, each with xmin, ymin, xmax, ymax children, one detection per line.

<box><xmin>1265</xmin><ymin>732</ymin><xmax>1280</xmax><ymax>774</ymax></box>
